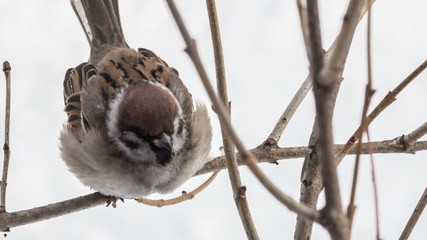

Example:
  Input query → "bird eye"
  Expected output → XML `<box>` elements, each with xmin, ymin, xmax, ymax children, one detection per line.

<box><xmin>134</xmin><ymin>128</ymin><xmax>147</xmax><ymax>138</ymax></box>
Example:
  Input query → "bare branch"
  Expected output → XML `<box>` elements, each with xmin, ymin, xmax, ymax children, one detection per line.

<box><xmin>399</xmin><ymin>186</ymin><xmax>427</xmax><ymax>240</ymax></box>
<box><xmin>366</xmin><ymin>6</ymin><xmax>381</xmax><ymax>239</ymax></box>
<box><xmin>348</xmin><ymin>1</ymin><xmax>377</xmax><ymax>235</ymax></box>
<box><xmin>367</xmin><ymin>131</ymin><xmax>381</xmax><ymax>240</ymax></box>
<box><xmin>296</xmin><ymin>0</ymin><xmax>311</xmax><ymax>60</ymax></box>
<box><xmin>264</xmin><ymin>0</ymin><xmax>376</xmax><ymax>147</ymax></box>
<box><xmin>197</xmin><ymin>140</ymin><xmax>427</xmax><ymax>175</ymax></box>
<box><xmin>205</xmin><ymin>0</ymin><xmax>259</xmax><ymax>238</ymax></box>
<box><xmin>164</xmin><ymin>0</ymin><xmax>320</xmax><ymax>223</ymax></box>
<box><xmin>295</xmin><ymin>1</ymin><xmax>421</xmax><ymax>237</ymax></box>
<box><xmin>0</xmin><ymin>193</ymin><xmax>110</xmax><ymax>231</ymax></box>
<box><xmin>136</xmin><ymin>171</ymin><xmax>219</xmax><ymax>207</ymax></box>
<box><xmin>337</xmin><ymin>59</ymin><xmax>427</xmax><ymax>161</ymax></box>
<box><xmin>263</xmin><ymin>74</ymin><xmax>312</xmax><ymax>147</ymax></box>
<box><xmin>0</xmin><ymin>61</ymin><xmax>12</xmax><ymax>213</ymax></box>
<box><xmin>320</xmin><ymin>0</ymin><xmax>365</xmax><ymax>87</ymax></box>
<box><xmin>0</xmin><ymin>138</ymin><xmax>425</xmax><ymax>231</ymax></box>
<box><xmin>305</xmin><ymin>0</ymin><xmax>356</xmax><ymax>238</ymax></box>
<box><xmin>401</xmin><ymin>121</ymin><xmax>427</xmax><ymax>146</ymax></box>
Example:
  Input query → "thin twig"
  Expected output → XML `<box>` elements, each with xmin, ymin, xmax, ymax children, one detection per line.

<box><xmin>136</xmin><ymin>171</ymin><xmax>219</xmax><ymax>207</ymax></box>
<box><xmin>347</xmin><ymin>0</ymin><xmax>376</xmax><ymax>231</ymax></box>
<box><xmin>366</xmin><ymin>6</ymin><xmax>381</xmax><ymax>239</ymax></box>
<box><xmin>399</xmin><ymin>186</ymin><xmax>427</xmax><ymax>240</ymax></box>
<box><xmin>164</xmin><ymin>0</ymin><xmax>320</xmax><ymax>222</ymax></box>
<box><xmin>264</xmin><ymin>0</ymin><xmax>376</xmax><ymax>147</ymax></box>
<box><xmin>400</xmin><ymin>121</ymin><xmax>427</xmax><ymax>146</ymax></box>
<box><xmin>0</xmin><ymin>61</ymin><xmax>12</xmax><ymax>213</ymax></box>
<box><xmin>297</xmin><ymin>0</ymin><xmax>311</xmax><ymax>61</ymax></box>
<box><xmin>205</xmin><ymin>0</ymin><xmax>259</xmax><ymax>239</ymax></box>
<box><xmin>263</xmin><ymin>0</ymin><xmax>313</xmax><ymax>148</ymax></box>
<box><xmin>263</xmin><ymin>75</ymin><xmax>312</xmax><ymax>147</ymax></box>
<box><xmin>320</xmin><ymin>0</ymin><xmax>365</xmax><ymax>87</ymax></box>
<box><xmin>340</xmin><ymin>59</ymin><xmax>427</xmax><ymax>234</ymax></box>
<box><xmin>336</xmin><ymin>59</ymin><xmax>427</xmax><ymax>161</ymax></box>
<box><xmin>367</xmin><ymin>131</ymin><xmax>381</xmax><ymax>240</ymax></box>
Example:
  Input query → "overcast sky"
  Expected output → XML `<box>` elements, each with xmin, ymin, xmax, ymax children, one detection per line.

<box><xmin>0</xmin><ymin>0</ymin><xmax>426</xmax><ymax>239</ymax></box>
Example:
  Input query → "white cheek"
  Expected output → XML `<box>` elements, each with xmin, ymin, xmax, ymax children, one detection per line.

<box><xmin>172</xmin><ymin>117</ymin><xmax>187</xmax><ymax>153</ymax></box>
<box><xmin>106</xmin><ymin>89</ymin><xmax>126</xmax><ymax>140</ymax></box>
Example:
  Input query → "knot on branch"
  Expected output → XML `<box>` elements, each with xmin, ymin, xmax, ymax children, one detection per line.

<box><xmin>2</xmin><ymin>61</ymin><xmax>11</xmax><ymax>73</ymax></box>
<box><xmin>259</xmin><ymin>138</ymin><xmax>278</xmax><ymax>150</ymax></box>
<box><xmin>395</xmin><ymin>135</ymin><xmax>416</xmax><ymax>154</ymax></box>
<box><xmin>237</xmin><ymin>186</ymin><xmax>247</xmax><ymax>199</ymax></box>
<box><xmin>302</xmin><ymin>179</ymin><xmax>313</xmax><ymax>187</ymax></box>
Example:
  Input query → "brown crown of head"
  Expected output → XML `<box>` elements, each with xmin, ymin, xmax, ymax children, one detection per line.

<box><xmin>117</xmin><ymin>81</ymin><xmax>178</xmax><ymax>136</ymax></box>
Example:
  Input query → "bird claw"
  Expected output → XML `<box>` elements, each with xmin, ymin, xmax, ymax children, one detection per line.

<box><xmin>106</xmin><ymin>196</ymin><xmax>124</xmax><ymax>208</ymax></box>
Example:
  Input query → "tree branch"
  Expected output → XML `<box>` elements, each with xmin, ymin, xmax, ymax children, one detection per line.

<box><xmin>198</xmin><ymin>139</ymin><xmax>427</xmax><ymax>175</ymax></box>
<box><xmin>0</xmin><ymin>138</ymin><xmax>425</xmax><ymax>231</ymax></box>
<box><xmin>0</xmin><ymin>61</ymin><xmax>12</xmax><ymax>213</ymax></box>
<box><xmin>294</xmin><ymin>0</ymin><xmax>376</xmax><ymax>238</ymax></box>
<box><xmin>348</xmin><ymin>1</ymin><xmax>377</xmax><ymax>236</ymax></box>
<box><xmin>263</xmin><ymin>0</ymin><xmax>377</xmax><ymax>148</ymax></box>
<box><xmin>0</xmin><ymin>193</ymin><xmax>110</xmax><ymax>232</ymax></box>
<box><xmin>306</xmin><ymin>0</ymin><xmax>355</xmax><ymax>238</ymax></box>
<box><xmin>336</xmin><ymin>59</ymin><xmax>427</xmax><ymax>161</ymax></box>
<box><xmin>205</xmin><ymin>0</ymin><xmax>259</xmax><ymax>238</ymax></box>
<box><xmin>400</xmin><ymin>121</ymin><xmax>427</xmax><ymax>146</ymax></box>
<box><xmin>399</xmin><ymin>186</ymin><xmax>427</xmax><ymax>240</ymax></box>
<box><xmin>164</xmin><ymin>0</ymin><xmax>320</xmax><ymax>223</ymax></box>
<box><xmin>136</xmin><ymin>171</ymin><xmax>219</xmax><ymax>207</ymax></box>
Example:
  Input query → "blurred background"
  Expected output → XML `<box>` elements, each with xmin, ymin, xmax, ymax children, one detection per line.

<box><xmin>0</xmin><ymin>0</ymin><xmax>426</xmax><ymax>239</ymax></box>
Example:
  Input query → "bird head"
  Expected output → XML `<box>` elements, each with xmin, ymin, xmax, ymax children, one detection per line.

<box><xmin>107</xmin><ymin>80</ymin><xmax>187</xmax><ymax>165</ymax></box>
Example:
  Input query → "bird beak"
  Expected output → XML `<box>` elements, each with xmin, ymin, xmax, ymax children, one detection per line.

<box><xmin>152</xmin><ymin>133</ymin><xmax>172</xmax><ymax>153</ymax></box>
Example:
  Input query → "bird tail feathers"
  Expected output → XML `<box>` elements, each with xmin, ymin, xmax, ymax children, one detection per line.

<box><xmin>71</xmin><ymin>0</ymin><xmax>128</xmax><ymax>63</ymax></box>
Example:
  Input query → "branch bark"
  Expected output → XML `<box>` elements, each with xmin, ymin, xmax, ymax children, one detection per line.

<box><xmin>336</xmin><ymin>59</ymin><xmax>427</xmax><ymax>161</ymax></box>
<box><xmin>400</xmin><ymin>121</ymin><xmax>427</xmax><ymax>146</ymax></box>
<box><xmin>136</xmin><ymin>171</ymin><xmax>219</xmax><ymax>207</ymax></box>
<box><xmin>348</xmin><ymin>1</ymin><xmax>377</xmax><ymax>236</ymax></box>
<box><xmin>198</xmin><ymin>139</ymin><xmax>427</xmax><ymax>175</ymax></box>
<box><xmin>305</xmin><ymin>0</ymin><xmax>353</xmax><ymax>238</ymax></box>
<box><xmin>399</xmin><ymin>186</ymin><xmax>427</xmax><ymax>240</ymax></box>
<box><xmin>0</xmin><ymin>138</ymin><xmax>425</xmax><ymax>231</ymax></box>
<box><xmin>0</xmin><ymin>61</ymin><xmax>12</xmax><ymax>213</ymax></box>
<box><xmin>0</xmin><ymin>193</ymin><xmax>110</xmax><ymax>232</ymax></box>
<box><xmin>164</xmin><ymin>0</ymin><xmax>320</xmax><ymax>224</ymax></box>
<box><xmin>264</xmin><ymin>0</ymin><xmax>377</xmax><ymax>149</ymax></box>
<box><xmin>296</xmin><ymin>0</ymin><xmax>367</xmax><ymax>239</ymax></box>
<box><xmin>205</xmin><ymin>0</ymin><xmax>259</xmax><ymax>238</ymax></box>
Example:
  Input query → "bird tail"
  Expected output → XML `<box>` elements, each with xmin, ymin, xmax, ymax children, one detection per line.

<box><xmin>71</xmin><ymin>0</ymin><xmax>128</xmax><ymax>63</ymax></box>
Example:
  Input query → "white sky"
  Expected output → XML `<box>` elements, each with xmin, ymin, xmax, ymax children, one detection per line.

<box><xmin>0</xmin><ymin>0</ymin><xmax>426</xmax><ymax>239</ymax></box>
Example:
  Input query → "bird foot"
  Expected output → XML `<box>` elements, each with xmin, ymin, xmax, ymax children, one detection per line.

<box><xmin>106</xmin><ymin>196</ymin><xmax>124</xmax><ymax>208</ymax></box>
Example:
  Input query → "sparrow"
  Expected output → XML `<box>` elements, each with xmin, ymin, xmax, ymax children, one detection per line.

<box><xmin>60</xmin><ymin>0</ymin><xmax>212</xmax><ymax>199</ymax></box>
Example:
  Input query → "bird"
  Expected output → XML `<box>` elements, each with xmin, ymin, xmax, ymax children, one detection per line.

<box><xmin>60</xmin><ymin>0</ymin><xmax>212</xmax><ymax>199</ymax></box>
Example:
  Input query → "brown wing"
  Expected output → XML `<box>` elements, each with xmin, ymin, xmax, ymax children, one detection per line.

<box><xmin>63</xmin><ymin>63</ymin><xmax>97</xmax><ymax>129</ymax></box>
